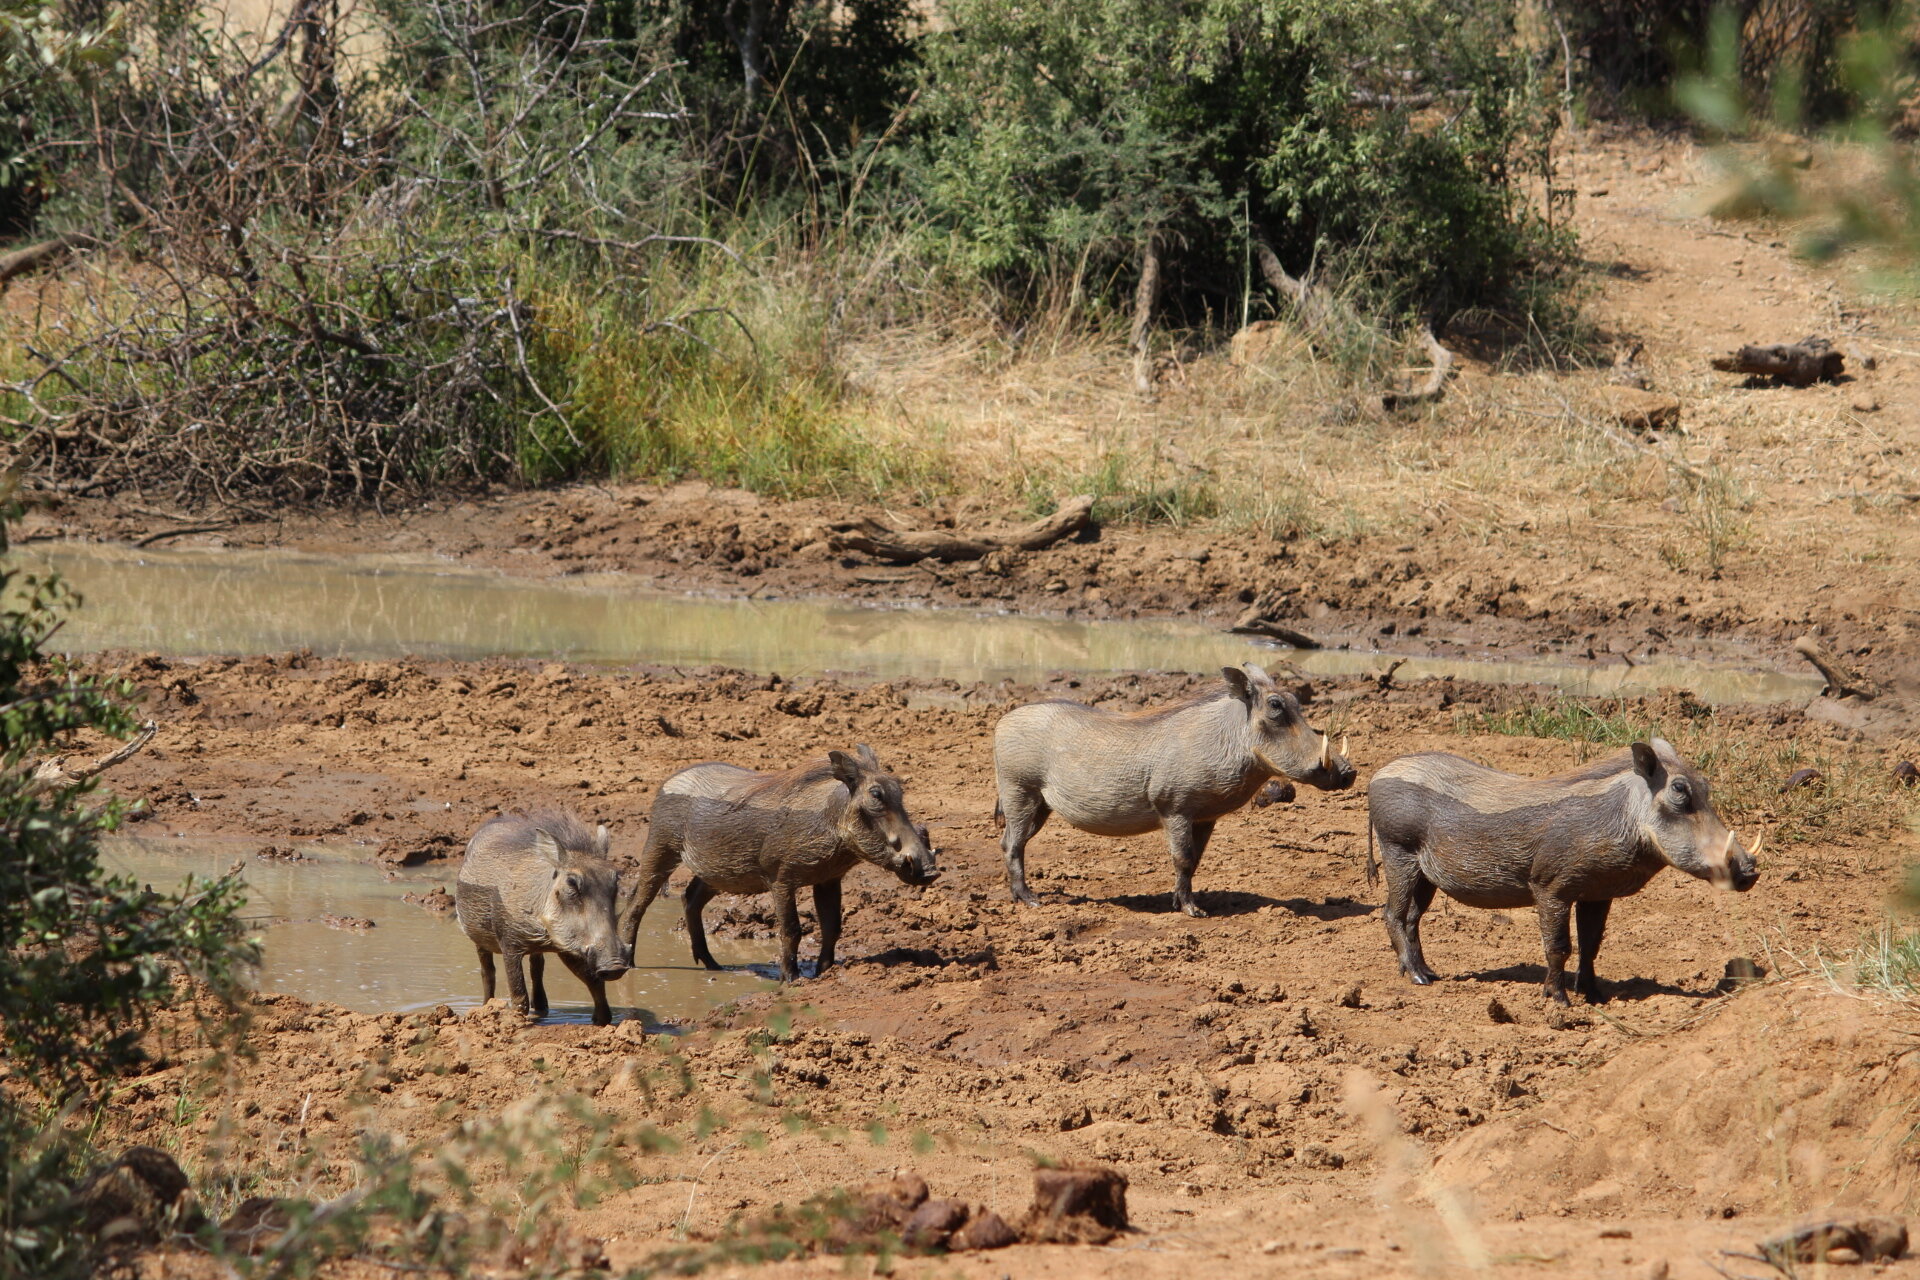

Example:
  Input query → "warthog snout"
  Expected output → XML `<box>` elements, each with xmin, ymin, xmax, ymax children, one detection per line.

<box><xmin>596</xmin><ymin>960</ymin><xmax>630</xmax><ymax>981</ymax></box>
<box><xmin>1716</xmin><ymin>829</ymin><xmax>1762</xmax><ymax>893</ymax></box>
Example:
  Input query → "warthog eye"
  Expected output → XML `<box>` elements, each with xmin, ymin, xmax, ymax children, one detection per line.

<box><xmin>1669</xmin><ymin>779</ymin><xmax>1693</xmax><ymax>808</ymax></box>
<box><xmin>868</xmin><ymin>785</ymin><xmax>884</xmax><ymax>802</ymax></box>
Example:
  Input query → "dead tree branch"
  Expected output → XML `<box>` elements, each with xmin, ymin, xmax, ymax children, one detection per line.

<box><xmin>1382</xmin><ymin>322</ymin><xmax>1455</xmax><ymax>410</ymax></box>
<box><xmin>828</xmin><ymin>495</ymin><xmax>1096</xmax><ymax>564</ymax></box>
<box><xmin>0</xmin><ymin>234</ymin><xmax>94</xmax><ymax>286</ymax></box>
<box><xmin>1792</xmin><ymin>635</ymin><xmax>1882</xmax><ymax>701</ymax></box>
<box><xmin>27</xmin><ymin>721</ymin><xmax>158</xmax><ymax>796</ymax></box>
<box><xmin>1130</xmin><ymin>230</ymin><xmax>1162</xmax><ymax>396</ymax></box>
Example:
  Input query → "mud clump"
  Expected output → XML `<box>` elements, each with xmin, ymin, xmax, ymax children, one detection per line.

<box><xmin>321</xmin><ymin>913</ymin><xmax>375</xmax><ymax>931</ymax></box>
<box><xmin>403</xmin><ymin>885</ymin><xmax>455</xmax><ymax>914</ymax></box>
<box><xmin>1759</xmin><ymin>1218</ymin><xmax>1908</xmax><ymax>1268</ymax></box>
<box><xmin>1021</xmin><ymin>1164</ymin><xmax>1130</xmax><ymax>1244</ymax></box>
<box><xmin>70</xmin><ymin>1146</ymin><xmax>204</xmax><ymax>1247</ymax></box>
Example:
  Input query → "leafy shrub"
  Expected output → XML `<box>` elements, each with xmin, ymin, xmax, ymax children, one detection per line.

<box><xmin>902</xmin><ymin>0</ymin><xmax>1565</xmax><ymax>323</ymax></box>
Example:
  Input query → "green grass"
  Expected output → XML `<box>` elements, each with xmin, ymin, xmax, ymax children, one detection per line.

<box><xmin>1467</xmin><ymin>698</ymin><xmax>1643</xmax><ymax>747</ymax></box>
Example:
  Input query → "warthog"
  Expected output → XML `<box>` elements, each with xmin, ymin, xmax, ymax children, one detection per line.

<box><xmin>1367</xmin><ymin>739</ymin><xmax>1761</xmax><ymax>1004</ymax></box>
<box><xmin>629</xmin><ymin>745</ymin><xmax>937</xmax><ymax>982</ymax></box>
<box><xmin>453</xmin><ymin>811</ymin><xmax>635</xmax><ymax>1025</ymax></box>
<box><xmin>992</xmin><ymin>663</ymin><xmax>1357</xmax><ymax>916</ymax></box>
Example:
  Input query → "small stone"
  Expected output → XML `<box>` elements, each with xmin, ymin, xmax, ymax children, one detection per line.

<box><xmin>1851</xmin><ymin>393</ymin><xmax>1880</xmax><ymax>413</ymax></box>
<box><xmin>1827</xmin><ymin>1246</ymin><xmax>1863</xmax><ymax>1264</ymax></box>
<box><xmin>1487</xmin><ymin>997</ymin><xmax>1517</xmax><ymax>1025</ymax></box>
<box><xmin>1261</xmin><ymin>1239</ymin><xmax>1286</xmax><ymax>1255</ymax></box>
<box><xmin>1178</xmin><ymin>1181</ymin><xmax>1203</xmax><ymax>1197</ymax></box>
<box><xmin>1643</xmin><ymin>1261</ymin><xmax>1670</xmax><ymax>1280</ymax></box>
<box><xmin>1599</xmin><ymin>385</ymin><xmax>1681</xmax><ymax>432</ymax></box>
<box><xmin>1894</xmin><ymin>760</ymin><xmax>1918</xmax><ymax>787</ymax></box>
<box><xmin>1298</xmin><ymin>1143</ymin><xmax>1345</xmax><ymax>1170</ymax></box>
<box><xmin>902</xmin><ymin>1197</ymin><xmax>968</xmax><ymax>1250</ymax></box>
<box><xmin>949</xmin><ymin>1209</ymin><xmax>1018</xmax><ymax>1251</ymax></box>
<box><xmin>1600</xmin><ymin>1227</ymin><xmax>1633</xmax><ymax>1239</ymax></box>
<box><xmin>1043</xmin><ymin>580</ymin><xmax>1067</xmax><ymax>593</ymax></box>
<box><xmin>1335</xmin><ymin>982</ymin><xmax>1363</xmax><ymax>1009</ymax></box>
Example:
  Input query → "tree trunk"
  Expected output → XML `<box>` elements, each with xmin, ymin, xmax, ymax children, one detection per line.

<box><xmin>724</xmin><ymin>0</ymin><xmax>774</xmax><ymax>102</ymax></box>
<box><xmin>1130</xmin><ymin>230</ymin><xmax>1162</xmax><ymax>396</ymax></box>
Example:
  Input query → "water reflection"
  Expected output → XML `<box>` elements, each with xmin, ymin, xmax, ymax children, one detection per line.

<box><xmin>15</xmin><ymin>542</ymin><xmax>1822</xmax><ymax>704</ymax></box>
<box><xmin>101</xmin><ymin>836</ymin><xmax>773</xmax><ymax>1024</ymax></box>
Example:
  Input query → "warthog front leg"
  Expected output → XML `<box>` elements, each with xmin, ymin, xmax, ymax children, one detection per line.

<box><xmin>1537</xmin><ymin>896</ymin><xmax>1574</xmax><ymax>1005</ymax></box>
<box><xmin>527</xmin><ymin>953</ymin><xmax>549</xmax><ymax>1016</ymax></box>
<box><xmin>683</xmin><ymin>876</ymin><xmax>720</xmax><ymax>971</ymax></box>
<box><xmin>559</xmin><ymin>952</ymin><xmax>614</xmax><ymax>1026</ymax></box>
<box><xmin>998</xmin><ymin>791</ymin><xmax>1049</xmax><ymax>907</ymax></box>
<box><xmin>1575</xmin><ymin>899</ymin><xmax>1612</xmax><ymax>1004</ymax></box>
<box><xmin>1163</xmin><ymin>814</ymin><xmax>1216</xmax><ymax>917</ymax></box>
<box><xmin>1380</xmin><ymin>839</ymin><xmax>1441</xmax><ymax>984</ymax></box>
<box><xmin>771</xmin><ymin>882</ymin><xmax>805</xmax><ymax>982</ymax></box>
<box><xmin>500</xmin><ymin>947</ymin><xmax>532</xmax><ymax>1015</ymax></box>
<box><xmin>813</xmin><ymin>879</ymin><xmax>843</xmax><ymax>977</ymax></box>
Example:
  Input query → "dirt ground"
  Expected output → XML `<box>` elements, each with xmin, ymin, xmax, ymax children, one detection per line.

<box><xmin>19</xmin><ymin>127</ymin><xmax>1920</xmax><ymax>1276</ymax></box>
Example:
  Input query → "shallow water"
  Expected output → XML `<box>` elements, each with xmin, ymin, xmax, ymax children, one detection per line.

<box><xmin>17</xmin><ymin>542</ymin><xmax>1821</xmax><ymax>704</ymax></box>
<box><xmin>101</xmin><ymin>836</ymin><xmax>774</xmax><ymax>1025</ymax></box>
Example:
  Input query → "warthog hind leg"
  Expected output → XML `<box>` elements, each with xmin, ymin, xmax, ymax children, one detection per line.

<box><xmin>1381</xmin><ymin>840</ymin><xmax>1441</xmax><ymax>984</ymax></box>
<box><xmin>771</xmin><ymin>882</ymin><xmax>805</xmax><ymax>982</ymax></box>
<box><xmin>1537</xmin><ymin>896</ymin><xmax>1574</xmax><ymax>1005</ymax></box>
<box><xmin>813</xmin><ymin>879</ymin><xmax>843</xmax><ymax>976</ymax></box>
<box><xmin>476</xmin><ymin>945</ymin><xmax>497</xmax><ymax>1003</ymax></box>
<box><xmin>559</xmin><ymin>952</ymin><xmax>614</xmax><ymax>1026</ymax></box>
<box><xmin>527</xmin><ymin>953</ymin><xmax>549</xmax><ymax>1015</ymax></box>
<box><xmin>1163</xmin><ymin>814</ymin><xmax>1216</xmax><ymax>917</ymax></box>
<box><xmin>683</xmin><ymin>876</ymin><xmax>720</xmax><ymax>971</ymax></box>
<box><xmin>1574</xmin><ymin>899</ymin><xmax>1612</xmax><ymax>1003</ymax></box>
<box><xmin>998</xmin><ymin>791</ymin><xmax>1049</xmax><ymax>907</ymax></box>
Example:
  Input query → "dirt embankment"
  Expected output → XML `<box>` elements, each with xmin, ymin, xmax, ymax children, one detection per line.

<box><xmin>78</xmin><ymin>653</ymin><xmax>1920</xmax><ymax>1277</ymax></box>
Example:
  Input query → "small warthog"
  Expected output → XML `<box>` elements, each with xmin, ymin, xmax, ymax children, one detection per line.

<box><xmin>454</xmin><ymin>811</ymin><xmax>634</xmax><ymax>1025</ymax></box>
<box><xmin>1367</xmin><ymin>739</ymin><xmax>1761</xmax><ymax>1004</ymax></box>
<box><xmin>993</xmin><ymin>663</ymin><xmax>1357</xmax><ymax>916</ymax></box>
<box><xmin>629</xmin><ymin>745</ymin><xmax>937</xmax><ymax>982</ymax></box>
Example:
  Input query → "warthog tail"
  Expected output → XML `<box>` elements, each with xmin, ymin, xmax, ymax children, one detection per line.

<box><xmin>1364</xmin><ymin>822</ymin><xmax>1379</xmax><ymax>889</ymax></box>
<box><xmin>992</xmin><ymin>797</ymin><xmax>1004</xmax><ymax>829</ymax></box>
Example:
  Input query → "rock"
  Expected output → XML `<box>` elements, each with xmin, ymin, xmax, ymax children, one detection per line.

<box><xmin>1598</xmin><ymin>385</ymin><xmax>1681</xmax><ymax>432</ymax></box>
<box><xmin>949</xmin><ymin>1209</ymin><xmax>1019</xmax><ymax>1251</ymax></box>
<box><xmin>1229</xmin><ymin>319</ymin><xmax>1307</xmax><ymax>368</ymax></box>
<box><xmin>902</xmin><ymin>1197</ymin><xmax>969</xmax><ymax>1250</ymax></box>
<box><xmin>1851</xmin><ymin>393</ymin><xmax>1881</xmax><ymax>413</ymax></box>
<box><xmin>1780</xmin><ymin>767</ymin><xmax>1823</xmax><ymax>792</ymax></box>
<box><xmin>1895</xmin><ymin>760</ymin><xmax>1918</xmax><ymax>787</ymax></box>
<box><xmin>858</xmin><ymin>1172</ymin><xmax>928</xmax><ymax>1217</ymax></box>
<box><xmin>1335</xmin><ymin>982</ymin><xmax>1363</xmax><ymax>1009</ymax></box>
<box><xmin>1298</xmin><ymin>1143</ymin><xmax>1346</xmax><ymax>1170</ymax></box>
<box><xmin>1487</xmin><ymin>997</ymin><xmax>1517</xmax><ymax>1025</ymax></box>
<box><xmin>1022</xmin><ymin>1164</ymin><xmax>1129</xmax><ymax>1244</ymax></box>
<box><xmin>1758</xmin><ymin>1217</ymin><xmax>1909</xmax><ymax>1267</ymax></box>
<box><xmin>1827</xmin><ymin>1246</ymin><xmax>1864</xmax><ymax>1264</ymax></box>
<box><xmin>1252</xmin><ymin>780</ymin><xmax>1296</xmax><ymax>808</ymax></box>
<box><xmin>71</xmin><ymin>1146</ymin><xmax>204</xmax><ymax>1246</ymax></box>
<box><xmin>1717</xmin><ymin>957</ymin><xmax>1765</xmax><ymax>994</ymax></box>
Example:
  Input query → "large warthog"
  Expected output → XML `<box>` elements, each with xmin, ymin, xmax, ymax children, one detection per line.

<box><xmin>992</xmin><ymin>663</ymin><xmax>1357</xmax><ymax>916</ymax></box>
<box><xmin>454</xmin><ymin>811</ymin><xmax>636</xmax><ymax>1024</ymax></box>
<box><xmin>1367</xmin><ymin>739</ymin><xmax>1761</xmax><ymax>1004</ymax></box>
<box><xmin>628</xmin><ymin>745</ymin><xmax>937</xmax><ymax>982</ymax></box>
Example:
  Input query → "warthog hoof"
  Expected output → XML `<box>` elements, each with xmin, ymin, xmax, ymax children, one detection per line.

<box><xmin>1179</xmin><ymin>900</ymin><xmax>1210</xmax><ymax>918</ymax></box>
<box><xmin>1010</xmin><ymin>887</ymin><xmax>1040</xmax><ymax>907</ymax></box>
<box><xmin>1405</xmin><ymin>965</ymin><xmax>1440</xmax><ymax>985</ymax></box>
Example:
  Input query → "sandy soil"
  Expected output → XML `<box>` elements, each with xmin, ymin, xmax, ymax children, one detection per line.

<box><xmin>79</xmin><ymin>653</ymin><xmax>1920</xmax><ymax>1279</ymax></box>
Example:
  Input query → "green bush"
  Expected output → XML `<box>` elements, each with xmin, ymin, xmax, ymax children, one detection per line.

<box><xmin>902</xmin><ymin>0</ymin><xmax>1564</xmax><ymax>322</ymax></box>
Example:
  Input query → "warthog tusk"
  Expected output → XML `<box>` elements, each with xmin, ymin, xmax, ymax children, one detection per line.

<box><xmin>1748</xmin><ymin>828</ymin><xmax>1765</xmax><ymax>859</ymax></box>
<box><xmin>1321</xmin><ymin>734</ymin><xmax>1332</xmax><ymax>770</ymax></box>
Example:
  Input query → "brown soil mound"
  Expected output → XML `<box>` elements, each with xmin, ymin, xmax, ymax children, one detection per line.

<box><xmin>1433</xmin><ymin>982</ymin><xmax>1920</xmax><ymax>1220</ymax></box>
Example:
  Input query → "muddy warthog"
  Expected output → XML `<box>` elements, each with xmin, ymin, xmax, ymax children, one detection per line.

<box><xmin>992</xmin><ymin>663</ymin><xmax>1357</xmax><ymax>916</ymax></box>
<box><xmin>454</xmin><ymin>811</ymin><xmax>635</xmax><ymax>1025</ymax></box>
<box><xmin>628</xmin><ymin>745</ymin><xmax>937</xmax><ymax>982</ymax></box>
<box><xmin>1367</xmin><ymin>739</ymin><xmax>1761</xmax><ymax>1004</ymax></box>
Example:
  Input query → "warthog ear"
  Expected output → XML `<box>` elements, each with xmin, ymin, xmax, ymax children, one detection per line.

<box><xmin>1220</xmin><ymin>666</ymin><xmax>1254</xmax><ymax>705</ymax></box>
<box><xmin>855</xmin><ymin>742</ymin><xmax>882</xmax><ymax>769</ymax></box>
<box><xmin>827</xmin><ymin>750</ymin><xmax>863</xmax><ymax>792</ymax></box>
<box><xmin>594</xmin><ymin>824</ymin><xmax>611</xmax><ymax>858</ymax></box>
<box><xmin>1630</xmin><ymin>741</ymin><xmax>1662</xmax><ymax>783</ymax></box>
<box><xmin>532</xmin><ymin>829</ymin><xmax>565</xmax><ymax>869</ymax></box>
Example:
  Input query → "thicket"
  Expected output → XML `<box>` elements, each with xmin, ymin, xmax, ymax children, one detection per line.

<box><xmin>2</xmin><ymin>0</ymin><xmax>1573</xmax><ymax>507</ymax></box>
<box><xmin>0</xmin><ymin>495</ymin><xmax>254</xmax><ymax>1279</ymax></box>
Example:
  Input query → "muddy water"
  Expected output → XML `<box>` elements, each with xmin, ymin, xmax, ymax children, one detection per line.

<box><xmin>19</xmin><ymin>542</ymin><xmax>1821</xmax><ymax>703</ymax></box>
<box><xmin>101</xmin><ymin>837</ymin><xmax>773</xmax><ymax>1025</ymax></box>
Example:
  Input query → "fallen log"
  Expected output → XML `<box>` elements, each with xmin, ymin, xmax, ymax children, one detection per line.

<box><xmin>828</xmin><ymin>495</ymin><xmax>1095</xmax><ymax>564</ymax></box>
<box><xmin>0</xmin><ymin>233</ymin><xmax>92</xmax><ymax>286</ymax></box>
<box><xmin>1711</xmin><ymin>337</ymin><xmax>1844</xmax><ymax>387</ymax></box>
<box><xmin>1792</xmin><ymin>635</ymin><xmax>1882</xmax><ymax>701</ymax></box>
<box><xmin>27</xmin><ymin>720</ymin><xmax>159</xmax><ymax>796</ymax></box>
